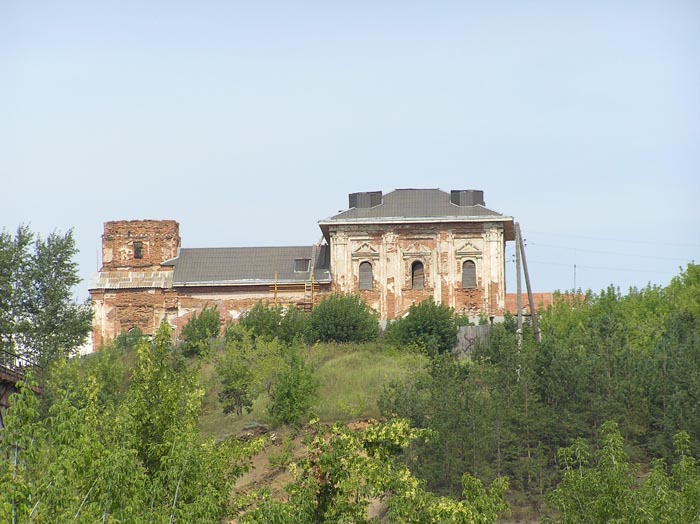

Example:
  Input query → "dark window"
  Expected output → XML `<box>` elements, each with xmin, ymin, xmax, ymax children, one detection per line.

<box><xmin>411</xmin><ymin>261</ymin><xmax>424</xmax><ymax>290</ymax></box>
<box><xmin>359</xmin><ymin>261</ymin><xmax>373</xmax><ymax>290</ymax></box>
<box><xmin>462</xmin><ymin>260</ymin><xmax>477</xmax><ymax>289</ymax></box>
<box><xmin>294</xmin><ymin>258</ymin><xmax>310</xmax><ymax>272</ymax></box>
<box><xmin>134</xmin><ymin>241</ymin><xmax>143</xmax><ymax>259</ymax></box>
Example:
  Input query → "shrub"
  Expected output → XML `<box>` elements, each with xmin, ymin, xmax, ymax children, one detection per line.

<box><xmin>385</xmin><ymin>298</ymin><xmax>457</xmax><ymax>355</ymax></box>
<box><xmin>309</xmin><ymin>293</ymin><xmax>379</xmax><ymax>343</ymax></box>
<box><xmin>278</xmin><ymin>305</ymin><xmax>311</xmax><ymax>344</ymax></box>
<box><xmin>237</xmin><ymin>301</ymin><xmax>311</xmax><ymax>345</ymax></box>
<box><xmin>180</xmin><ymin>306</ymin><xmax>221</xmax><ymax>357</ymax></box>
<box><xmin>238</xmin><ymin>302</ymin><xmax>283</xmax><ymax>341</ymax></box>
<box><xmin>268</xmin><ymin>346</ymin><xmax>319</xmax><ymax>426</ymax></box>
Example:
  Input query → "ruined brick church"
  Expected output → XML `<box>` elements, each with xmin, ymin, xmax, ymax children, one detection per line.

<box><xmin>89</xmin><ymin>188</ymin><xmax>515</xmax><ymax>349</ymax></box>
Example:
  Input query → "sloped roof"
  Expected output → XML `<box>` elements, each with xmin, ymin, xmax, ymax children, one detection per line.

<box><xmin>319</xmin><ymin>188</ymin><xmax>514</xmax><ymax>239</ymax></box>
<box><xmin>328</xmin><ymin>189</ymin><xmax>506</xmax><ymax>220</ymax></box>
<box><xmin>164</xmin><ymin>245</ymin><xmax>330</xmax><ymax>286</ymax></box>
<box><xmin>88</xmin><ymin>270</ymin><xmax>173</xmax><ymax>290</ymax></box>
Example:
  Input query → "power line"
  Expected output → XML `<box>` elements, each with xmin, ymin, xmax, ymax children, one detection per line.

<box><xmin>523</xmin><ymin>258</ymin><xmax>676</xmax><ymax>275</ymax></box>
<box><xmin>527</xmin><ymin>241</ymin><xmax>692</xmax><ymax>262</ymax></box>
<box><xmin>524</xmin><ymin>229</ymin><xmax>700</xmax><ymax>249</ymax></box>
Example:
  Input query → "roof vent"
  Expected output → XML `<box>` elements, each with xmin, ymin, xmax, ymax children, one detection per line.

<box><xmin>450</xmin><ymin>190</ymin><xmax>484</xmax><ymax>207</ymax></box>
<box><xmin>349</xmin><ymin>191</ymin><xmax>383</xmax><ymax>209</ymax></box>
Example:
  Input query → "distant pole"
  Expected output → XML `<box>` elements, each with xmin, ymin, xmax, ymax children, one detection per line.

<box><xmin>274</xmin><ymin>272</ymin><xmax>278</xmax><ymax>305</ymax></box>
<box><xmin>515</xmin><ymin>222</ymin><xmax>523</xmax><ymax>348</ymax></box>
<box><xmin>311</xmin><ymin>272</ymin><xmax>315</xmax><ymax>310</ymax></box>
<box><xmin>574</xmin><ymin>264</ymin><xmax>577</xmax><ymax>291</ymax></box>
<box><xmin>517</xmin><ymin>223</ymin><xmax>541</xmax><ymax>343</ymax></box>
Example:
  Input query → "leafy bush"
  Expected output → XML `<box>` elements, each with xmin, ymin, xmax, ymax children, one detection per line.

<box><xmin>217</xmin><ymin>329</ymin><xmax>287</xmax><ymax>416</ymax></box>
<box><xmin>278</xmin><ymin>305</ymin><xmax>311</xmax><ymax>344</ymax></box>
<box><xmin>548</xmin><ymin>422</ymin><xmax>700</xmax><ymax>524</ymax></box>
<box><xmin>385</xmin><ymin>298</ymin><xmax>457</xmax><ymax>354</ymax></box>
<box><xmin>237</xmin><ymin>301</ymin><xmax>310</xmax><ymax>345</ymax></box>
<box><xmin>0</xmin><ymin>321</ymin><xmax>263</xmax><ymax>523</ymax></box>
<box><xmin>309</xmin><ymin>293</ymin><xmax>379</xmax><ymax>343</ymax></box>
<box><xmin>180</xmin><ymin>305</ymin><xmax>221</xmax><ymax>357</ymax></box>
<box><xmin>238</xmin><ymin>302</ymin><xmax>283</xmax><ymax>341</ymax></box>
<box><xmin>114</xmin><ymin>326</ymin><xmax>144</xmax><ymax>352</ymax></box>
<box><xmin>238</xmin><ymin>418</ymin><xmax>509</xmax><ymax>523</ymax></box>
<box><xmin>268</xmin><ymin>345</ymin><xmax>318</xmax><ymax>426</ymax></box>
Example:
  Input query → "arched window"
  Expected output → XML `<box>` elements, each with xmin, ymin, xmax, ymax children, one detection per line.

<box><xmin>462</xmin><ymin>260</ymin><xmax>477</xmax><ymax>289</ymax></box>
<box><xmin>359</xmin><ymin>261</ymin><xmax>373</xmax><ymax>290</ymax></box>
<box><xmin>411</xmin><ymin>261</ymin><xmax>424</xmax><ymax>290</ymax></box>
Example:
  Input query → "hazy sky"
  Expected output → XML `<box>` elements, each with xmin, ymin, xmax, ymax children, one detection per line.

<box><xmin>2</xmin><ymin>1</ymin><xmax>699</xmax><ymax>301</ymax></box>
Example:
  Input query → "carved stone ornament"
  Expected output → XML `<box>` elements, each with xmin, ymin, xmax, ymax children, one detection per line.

<box><xmin>351</xmin><ymin>242</ymin><xmax>380</xmax><ymax>260</ymax></box>
<box><xmin>456</xmin><ymin>240</ymin><xmax>483</xmax><ymax>258</ymax></box>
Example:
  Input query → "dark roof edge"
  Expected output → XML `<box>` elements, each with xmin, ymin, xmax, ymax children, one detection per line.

<box><xmin>318</xmin><ymin>215</ymin><xmax>514</xmax><ymax>225</ymax></box>
<box><xmin>172</xmin><ymin>278</ymin><xmax>332</xmax><ymax>287</ymax></box>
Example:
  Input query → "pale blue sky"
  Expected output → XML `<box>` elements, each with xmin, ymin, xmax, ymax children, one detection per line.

<box><xmin>2</xmin><ymin>1</ymin><xmax>698</xmax><ymax>301</ymax></box>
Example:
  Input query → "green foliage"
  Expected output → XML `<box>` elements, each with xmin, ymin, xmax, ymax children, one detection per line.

<box><xmin>666</xmin><ymin>263</ymin><xmax>700</xmax><ymax>319</ymax></box>
<box><xmin>547</xmin><ymin>422</ymin><xmax>700</xmax><ymax>524</ymax></box>
<box><xmin>218</xmin><ymin>326</ymin><xmax>317</xmax><ymax>425</ymax></box>
<box><xmin>385</xmin><ymin>298</ymin><xmax>458</xmax><ymax>355</ymax></box>
<box><xmin>278</xmin><ymin>305</ymin><xmax>311</xmax><ymax>344</ymax></box>
<box><xmin>313</xmin><ymin>343</ymin><xmax>428</xmax><ymax>422</ymax></box>
<box><xmin>268</xmin><ymin>345</ymin><xmax>319</xmax><ymax>426</ymax></box>
<box><xmin>0</xmin><ymin>225</ymin><xmax>92</xmax><ymax>365</ymax></box>
<box><xmin>309</xmin><ymin>293</ymin><xmax>379</xmax><ymax>343</ymax></box>
<box><xmin>238</xmin><ymin>418</ymin><xmax>509</xmax><ymax>524</ymax></box>
<box><xmin>647</xmin><ymin>309</ymin><xmax>700</xmax><ymax>459</ymax></box>
<box><xmin>381</xmin><ymin>342</ymin><xmax>547</xmax><ymax>499</ymax></box>
<box><xmin>113</xmin><ymin>326</ymin><xmax>144</xmax><ymax>352</ymax></box>
<box><xmin>180</xmin><ymin>305</ymin><xmax>221</xmax><ymax>357</ymax></box>
<box><xmin>238</xmin><ymin>301</ymin><xmax>284</xmax><ymax>341</ymax></box>
<box><xmin>217</xmin><ymin>328</ymin><xmax>289</xmax><ymax>416</ymax></box>
<box><xmin>0</xmin><ymin>322</ymin><xmax>263</xmax><ymax>523</ymax></box>
<box><xmin>238</xmin><ymin>301</ymin><xmax>311</xmax><ymax>345</ymax></box>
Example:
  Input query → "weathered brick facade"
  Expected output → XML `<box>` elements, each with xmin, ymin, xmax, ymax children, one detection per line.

<box><xmin>88</xmin><ymin>189</ymin><xmax>515</xmax><ymax>350</ymax></box>
<box><xmin>326</xmin><ymin>223</ymin><xmax>507</xmax><ymax>319</ymax></box>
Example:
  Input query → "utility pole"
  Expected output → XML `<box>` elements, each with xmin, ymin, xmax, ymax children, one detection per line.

<box><xmin>516</xmin><ymin>222</ymin><xmax>541</xmax><ymax>342</ymax></box>
<box><xmin>515</xmin><ymin>223</ymin><xmax>523</xmax><ymax>348</ymax></box>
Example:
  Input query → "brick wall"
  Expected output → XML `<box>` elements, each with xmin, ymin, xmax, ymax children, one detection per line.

<box><xmin>101</xmin><ymin>220</ymin><xmax>180</xmax><ymax>270</ymax></box>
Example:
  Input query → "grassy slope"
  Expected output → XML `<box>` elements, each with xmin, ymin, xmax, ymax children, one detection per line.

<box><xmin>198</xmin><ymin>341</ymin><xmax>428</xmax><ymax>440</ymax></box>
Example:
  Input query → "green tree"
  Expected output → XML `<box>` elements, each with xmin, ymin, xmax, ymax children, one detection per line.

<box><xmin>0</xmin><ymin>225</ymin><xmax>92</xmax><ymax>365</ymax></box>
<box><xmin>0</xmin><ymin>323</ymin><xmax>263</xmax><ymax>523</ymax></box>
<box><xmin>278</xmin><ymin>304</ymin><xmax>311</xmax><ymax>344</ymax></box>
<box><xmin>309</xmin><ymin>293</ymin><xmax>379</xmax><ymax>343</ymax></box>
<box><xmin>547</xmin><ymin>423</ymin><xmax>700</xmax><ymax>524</ymax></box>
<box><xmin>237</xmin><ymin>301</ymin><xmax>311</xmax><ymax>345</ymax></box>
<box><xmin>180</xmin><ymin>305</ymin><xmax>221</xmax><ymax>357</ymax></box>
<box><xmin>238</xmin><ymin>301</ymin><xmax>284</xmax><ymax>341</ymax></box>
<box><xmin>385</xmin><ymin>298</ymin><xmax>458</xmax><ymax>355</ymax></box>
<box><xmin>217</xmin><ymin>327</ymin><xmax>289</xmax><ymax>416</ymax></box>
<box><xmin>268</xmin><ymin>345</ymin><xmax>319</xmax><ymax>426</ymax></box>
<box><xmin>239</xmin><ymin>418</ymin><xmax>509</xmax><ymax>524</ymax></box>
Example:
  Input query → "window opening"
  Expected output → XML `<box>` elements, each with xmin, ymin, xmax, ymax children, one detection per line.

<box><xmin>294</xmin><ymin>258</ymin><xmax>310</xmax><ymax>272</ymax></box>
<box><xmin>411</xmin><ymin>261</ymin><xmax>424</xmax><ymax>290</ymax></box>
<box><xmin>134</xmin><ymin>241</ymin><xmax>143</xmax><ymax>259</ymax></box>
<box><xmin>462</xmin><ymin>260</ymin><xmax>477</xmax><ymax>289</ymax></box>
<box><xmin>359</xmin><ymin>261</ymin><xmax>373</xmax><ymax>290</ymax></box>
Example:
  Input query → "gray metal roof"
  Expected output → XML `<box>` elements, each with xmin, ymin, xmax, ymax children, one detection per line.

<box><xmin>325</xmin><ymin>189</ymin><xmax>506</xmax><ymax>221</ymax></box>
<box><xmin>165</xmin><ymin>245</ymin><xmax>331</xmax><ymax>286</ymax></box>
<box><xmin>88</xmin><ymin>270</ymin><xmax>173</xmax><ymax>290</ymax></box>
<box><xmin>319</xmin><ymin>188</ymin><xmax>515</xmax><ymax>240</ymax></box>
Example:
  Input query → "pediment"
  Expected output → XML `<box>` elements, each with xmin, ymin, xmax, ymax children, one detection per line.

<box><xmin>402</xmin><ymin>243</ymin><xmax>432</xmax><ymax>259</ymax></box>
<box><xmin>351</xmin><ymin>242</ymin><xmax>380</xmax><ymax>259</ymax></box>
<box><xmin>456</xmin><ymin>240</ymin><xmax>482</xmax><ymax>257</ymax></box>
